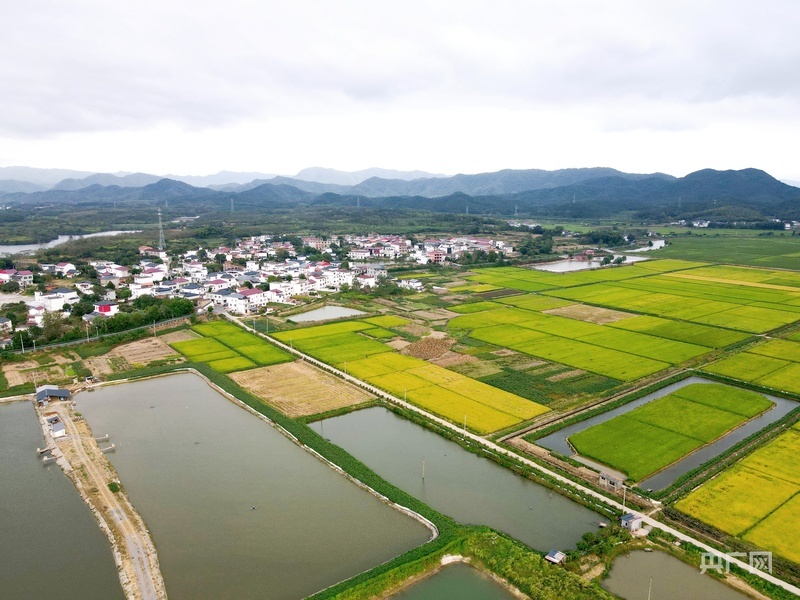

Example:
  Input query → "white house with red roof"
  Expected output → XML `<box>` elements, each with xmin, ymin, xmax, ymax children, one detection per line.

<box><xmin>55</xmin><ymin>262</ymin><xmax>78</xmax><ymax>277</ymax></box>
<box><xmin>93</xmin><ymin>301</ymin><xmax>119</xmax><ymax>317</ymax></box>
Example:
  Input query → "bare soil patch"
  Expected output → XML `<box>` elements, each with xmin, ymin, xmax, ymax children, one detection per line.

<box><xmin>401</xmin><ymin>323</ymin><xmax>431</xmax><ymax>337</ymax></box>
<box><xmin>83</xmin><ymin>355</ymin><xmax>114</xmax><ymax>377</ymax></box>
<box><xmin>230</xmin><ymin>361</ymin><xmax>372</xmax><ymax>417</ymax></box>
<box><xmin>401</xmin><ymin>335</ymin><xmax>456</xmax><ymax>360</ymax></box>
<box><xmin>387</xmin><ymin>339</ymin><xmax>411</xmax><ymax>350</ymax></box>
<box><xmin>412</xmin><ymin>308</ymin><xmax>460</xmax><ymax>321</ymax></box>
<box><xmin>547</xmin><ymin>369</ymin><xmax>585</xmax><ymax>382</ymax></box>
<box><xmin>509</xmin><ymin>360</ymin><xmax>546</xmax><ymax>371</ymax></box>
<box><xmin>159</xmin><ymin>330</ymin><xmax>201</xmax><ymax>343</ymax></box>
<box><xmin>2</xmin><ymin>360</ymin><xmax>38</xmax><ymax>386</ymax></box>
<box><xmin>373</xmin><ymin>298</ymin><xmax>399</xmax><ymax>308</ymax></box>
<box><xmin>543</xmin><ymin>304</ymin><xmax>635</xmax><ymax>324</ymax></box>
<box><xmin>491</xmin><ymin>348</ymin><xmax>516</xmax><ymax>357</ymax></box>
<box><xmin>110</xmin><ymin>338</ymin><xmax>181</xmax><ymax>367</ymax></box>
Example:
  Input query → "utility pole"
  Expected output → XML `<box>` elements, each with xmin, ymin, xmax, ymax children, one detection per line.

<box><xmin>19</xmin><ymin>333</ymin><xmax>24</xmax><ymax>354</ymax></box>
<box><xmin>158</xmin><ymin>208</ymin><xmax>166</xmax><ymax>251</ymax></box>
<box><xmin>422</xmin><ymin>457</ymin><xmax>425</xmax><ymax>481</ymax></box>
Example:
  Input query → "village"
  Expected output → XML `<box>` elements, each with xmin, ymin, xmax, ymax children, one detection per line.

<box><xmin>0</xmin><ymin>232</ymin><xmax>516</xmax><ymax>348</ymax></box>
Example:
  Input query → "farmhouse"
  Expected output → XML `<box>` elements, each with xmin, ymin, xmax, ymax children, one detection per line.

<box><xmin>620</xmin><ymin>513</ymin><xmax>643</xmax><ymax>532</ymax></box>
<box><xmin>36</xmin><ymin>385</ymin><xmax>72</xmax><ymax>406</ymax></box>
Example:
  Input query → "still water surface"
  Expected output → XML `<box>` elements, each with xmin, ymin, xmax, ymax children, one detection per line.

<box><xmin>78</xmin><ymin>374</ymin><xmax>430</xmax><ymax>599</ymax></box>
<box><xmin>0</xmin><ymin>401</ymin><xmax>124</xmax><ymax>599</ymax></box>
<box><xmin>603</xmin><ymin>550</ymin><xmax>748</xmax><ymax>600</ymax></box>
<box><xmin>311</xmin><ymin>407</ymin><xmax>600</xmax><ymax>551</ymax></box>
<box><xmin>289</xmin><ymin>305</ymin><xmax>366</xmax><ymax>322</ymax></box>
<box><xmin>392</xmin><ymin>563</ymin><xmax>514</xmax><ymax>599</ymax></box>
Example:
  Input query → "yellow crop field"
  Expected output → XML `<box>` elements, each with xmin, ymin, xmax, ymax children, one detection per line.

<box><xmin>269</xmin><ymin>316</ymin><xmax>548</xmax><ymax>433</ymax></box>
<box><xmin>745</xmin><ymin>494</ymin><xmax>800</xmax><ymax>564</ymax></box>
<box><xmin>407</xmin><ymin>386</ymin><xmax>521</xmax><ymax>433</ymax></box>
<box><xmin>676</xmin><ymin>426</ymin><xmax>800</xmax><ymax>566</ymax></box>
<box><xmin>675</xmin><ymin>466</ymin><xmax>799</xmax><ymax>535</ymax></box>
<box><xmin>366</xmin><ymin>371</ymin><xmax>431</xmax><ymax>396</ymax></box>
<box><xmin>440</xmin><ymin>378</ymin><xmax>548</xmax><ymax>421</ymax></box>
<box><xmin>406</xmin><ymin>364</ymin><xmax>464</xmax><ymax>385</ymax></box>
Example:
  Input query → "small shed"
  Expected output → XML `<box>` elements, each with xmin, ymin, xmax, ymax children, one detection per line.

<box><xmin>621</xmin><ymin>513</ymin><xmax>643</xmax><ymax>532</ymax></box>
<box><xmin>545</xmin><ymin>550</ymin><xmax>567</xmax><ymax>565</ymax></box>
<box><xmin>599</xmin><ymin>472</ymin><xmax>622</xmax><ymax>491</ymax></box>
<box><xmin>51</xmin><ymin>421</ymin><xmax>66</xmax><ymax>438</ymax></box>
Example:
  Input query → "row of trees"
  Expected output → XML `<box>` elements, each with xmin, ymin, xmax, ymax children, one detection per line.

<box><xmin>8</xmin><ymin>297</ymin><xmax>194</xmax><ymax>350</ymax></box>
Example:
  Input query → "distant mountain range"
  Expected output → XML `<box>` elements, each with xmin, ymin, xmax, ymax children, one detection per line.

<box><xmin>0</xmin><ymin>166</ymin><xmax>442</xmax><ymax>193</ymax></box>
<box><xmin>1</xmin><ymin>166</ymin><xmax>799</xmax><ymax>221</ymax></box>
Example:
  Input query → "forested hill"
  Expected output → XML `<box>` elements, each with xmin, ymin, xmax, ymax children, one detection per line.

<box><xmin>2</xmin><ymin>167</ymin><xmax>799</xmax><ymax>221</ymax></box>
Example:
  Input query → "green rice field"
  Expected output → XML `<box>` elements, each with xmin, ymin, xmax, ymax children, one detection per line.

<box><xmin>703</xmin><ymin>338</ymin><xmax>800</xmax><ymax>395</ymax></box>
<box><xmin>169</xmin><ymin>320</ymin><xmax>293</xmax><ymax>372</ymax></box>
<box><xmin>569</xmin><ymin>384</ymin><xmax>773</xmax><ymax>481</ymax></box>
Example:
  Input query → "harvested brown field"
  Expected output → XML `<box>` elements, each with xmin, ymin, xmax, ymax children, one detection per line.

<box><xmin>2</xmin><ymin>360</ymin><xmax>38</xmax><ymax>387</ymax></box>
<box><xmin>412</xmin><ymin>308</ymin><xmax>460</xmax><ymax>321</ymax></box>
<box><xmin>401</xmin><ymin>323</ymin><xmax>431</xmax><ymax>337</ymax></box>
<box><xmin>509</xmin><ymin>360</ymin><xmax>546</xmax><ymax>371</ymax></box>
<box><xmin>111</xmin><ymin>338</ymin><xmax>181</xmax><ymax>367</ymax></box>
<box><xmin>401</xmin><ymin>335</ymin><xmax>456</xmax><ymax>360</ymax></box>
<box><xmin>230</xmin><ymin>361</ymin><xmax>372</xmax><ymax>417</ymax></box>
<box><xmin>547</xmin><ymin>369</ymin><xmax>585</xmax><ymax>382</ymax></box>
<box><xmin>491</xmin><ymin>348</ymin><xmax>516</xmax><ymax>357</ymax></box>
<box><xmin>83</xmin><ymin>356</ymin><xmax>114</xmax><ymax>377</ymax></box>
<box><xmin>543</xmin><ymin>304</ymin><xmax>635</xmax><ymax>324</ymax></box>
<box><xmin>159</xmin><ymin>330</ymin><xmax>201</xmax><ymax>343</ymax></box>
<box><xmin>373</xmin><ymin>298</ymin><xmax>399</xmax><ymax>308</ymax></box>
<box><xmin>430</xmin><ymin>351</ymin><xmax>477</xmax><ymax>368</ymax></box>
<box><xmin>387</xmin><ymin>339</ymin><xmax>411</xmax><ymax>350</ymax></box>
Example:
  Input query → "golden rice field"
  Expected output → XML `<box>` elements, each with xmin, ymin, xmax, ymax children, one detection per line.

<box><xmin>675</xmin><ymin>424</ymin><xmax>800</xmax><ymax>564</ymax></box>
<box><xmin>272</xmin><ymin>319</ymin><xmax>549</xmax><ymax>434</ymax></box>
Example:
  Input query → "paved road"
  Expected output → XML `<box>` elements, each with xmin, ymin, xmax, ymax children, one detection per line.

<box><xmin>235</xmin><ymin>317</ymin><xmax>800</xmax><ymax>598</ymax></box>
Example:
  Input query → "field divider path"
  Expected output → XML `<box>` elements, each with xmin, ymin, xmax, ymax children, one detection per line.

<box><xmin>40</xmin><ymin>401</ymin><xmax>166</xmax><ymax>600</ymax></box>
<box><xmin>237</xmin><ymin>317</ymin><xmax>800</xmax><ymax>597</ymax></box>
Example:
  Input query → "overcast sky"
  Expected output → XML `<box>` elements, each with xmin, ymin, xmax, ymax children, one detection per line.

<box><xmin>1</xmin><ymin>1</ymin><xmax>798</xmax><ymax>179</ymax></box>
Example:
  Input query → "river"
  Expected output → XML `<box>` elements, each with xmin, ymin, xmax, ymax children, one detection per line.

<box><xmin>77</xmin><ymin>373</ymin><xmax>430</xmax><ymax>599</ymax></box>
<box><xmin>0</xmin><ymin>230</ymin><xmax>139</xmax><ymax>256</ymax></box>
<box><xmin>0</xmin><ymin>401</ymin><xmax>124</xmax><ymax>599</ymax></box>
<box><xmin>310</xmin><ymin>406</ymin><xmax>600</xmax><ymax>552</ymax></box>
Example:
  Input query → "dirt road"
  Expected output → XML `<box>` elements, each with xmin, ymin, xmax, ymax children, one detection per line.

<box><xmin>45</xmin><ymin>402</ymin><xmax>166</xmax><ymax>600</ymax></box>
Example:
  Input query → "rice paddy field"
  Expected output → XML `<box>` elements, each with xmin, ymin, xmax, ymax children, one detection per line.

<box><xmin>674</xmin><ymin>422</ymin><xmax>800</xmax><ymax>564</ymax></box>
<box><xmin>703</xmin><ymin>338</ymin><xmax>800</xmax><ymax>395</ymax></box>
<box><xmin>170</xmin><ymin>320</ymin><xmax>293</xmax><ymax>373</ymax></box>
<box><xmin>271</xmin><ymin>319</ymin><xmax>549</xmax><ymax>433</ymax></box>
<box><xmin>568</xmin><ymin>384</ymin><xmax>774</xmax><ymax>481</ymax></box>
<box><xmin>441</xmin><ymin>260</ymin><xmax>800</xmax><ymax>387</ymax></box>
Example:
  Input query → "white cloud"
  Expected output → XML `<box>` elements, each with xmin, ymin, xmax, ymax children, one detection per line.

<box><xmin>1</xmin><ymin>0</ymin><xmax>799</xmax><ymax>179</ymax></box>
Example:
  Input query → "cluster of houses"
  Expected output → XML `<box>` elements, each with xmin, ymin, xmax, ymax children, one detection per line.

<box><xmin>3</xmin><ymin>230</ymin><xmax>511</xmax><ymax>345</ymax></box>
<box><xmin>0</xmin><ymin>267</ymin><xmax>34</xmax><ymax>288</ymax></box>
<box><xmin>339</xmin><ymin>233</ymin><xmax>513</xmax><ymax>264</ymax></box>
